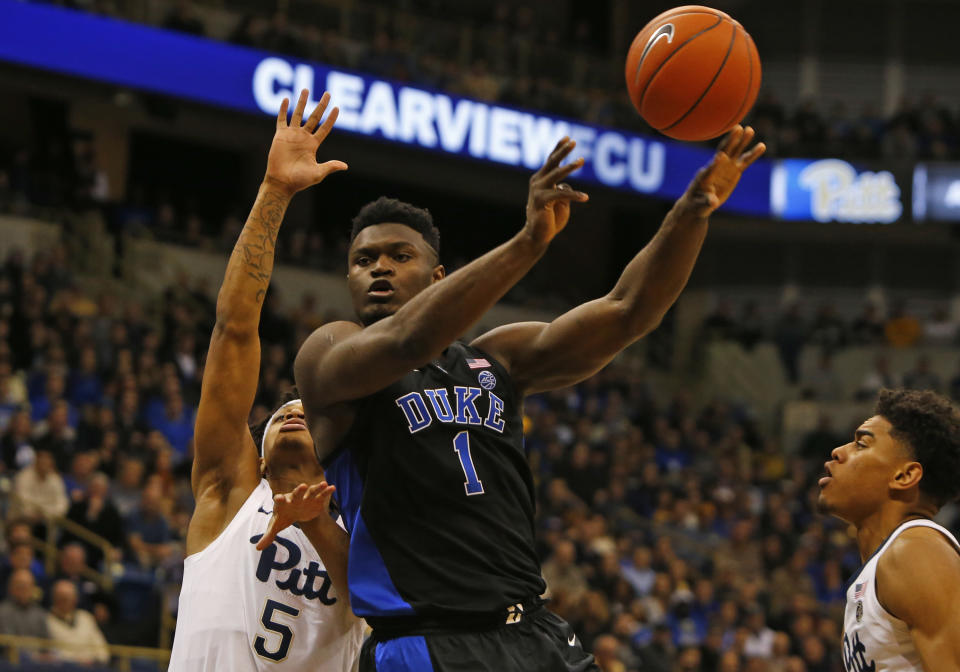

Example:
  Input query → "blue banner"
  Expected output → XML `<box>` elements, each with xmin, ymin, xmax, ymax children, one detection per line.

<box><xmin>770</xmin><ymin>158</ymin><xmax>903</xmax><ymax>224</ymax></box>
<box><xmin>0</xmin><ymin>0</ymin><xmax>771</xmax><ymax>215</ymax></box>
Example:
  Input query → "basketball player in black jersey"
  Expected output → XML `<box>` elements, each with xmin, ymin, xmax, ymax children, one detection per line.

<box><xmin>289</xmin><ymin>93</ymin><xmax>765</xmax><ymax>670</ymax></box>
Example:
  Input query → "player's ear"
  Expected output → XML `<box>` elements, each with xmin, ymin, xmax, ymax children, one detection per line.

<box><xmin>259</xmin><ymin>457</ymin><xmax>267</xmax><ymax>478</ymax></box>
<box><xmin>432</xmin><ymin>265</ymin><xmax>445</xmax><ymax>282</ymax></box>
<box><xmin>891</xmin><ymin>461</ymin><xmax>923</xmax><ymax>490</ymax></box>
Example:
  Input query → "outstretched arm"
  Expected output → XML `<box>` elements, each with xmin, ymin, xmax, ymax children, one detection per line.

<box><xmin>473</xmin><ymin>126</ymin><xmax>765</xmax><ymax>395</ymax></box>
<box><xmin>877</xmin><ymin>528</ymin><xmax>960</xmax><ymax>672</ymax></box>
<box><xmin>294</xmin><ymin>139</ymin><xmax>589</xmax><ymax>412</ymax></box>
<box><xmin>191</xmin><ymin>90</ymin><xmax>346</xmax><ymax>502</ymax></box>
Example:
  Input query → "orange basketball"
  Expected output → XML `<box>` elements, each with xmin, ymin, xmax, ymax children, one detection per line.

<box><xmin>625</xmin><ymin>5</ymin><xmax>761</xmax><ymax>142</ymax></box>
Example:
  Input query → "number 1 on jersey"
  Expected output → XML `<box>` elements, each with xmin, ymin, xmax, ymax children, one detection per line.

<box><xmin>453</xmin><ymin>431</ymin><xmax>484</xmax><ymax>496</ymax></box>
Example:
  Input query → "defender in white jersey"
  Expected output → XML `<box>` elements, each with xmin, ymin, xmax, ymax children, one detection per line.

<box><xmin>818</xmin><ymin>388</ymin><xmax>960</xmax><ymax>672</ymax></box>
<box><xmin>170</xmin><ymin>90</ymin><xmax>363</xmax><ymax>671</ymax></box>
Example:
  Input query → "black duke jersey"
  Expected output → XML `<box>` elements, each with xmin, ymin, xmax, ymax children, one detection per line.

<box><xmin>324</xmin><ymin>342</ymin><xmax>545</xmax><ymax>619</ymax></box>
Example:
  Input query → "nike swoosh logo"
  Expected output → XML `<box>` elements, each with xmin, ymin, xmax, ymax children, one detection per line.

<box><xmin>634</xmin><ymin>23</ymin><xmax>675</xmax><ymax>84</ymax></box>
<box><xmin>567</xmin><ymin>634</ymin><xmax>577</xmax><ymax>647</ymax></box>
<box><xmin>257</xmin><ymin>506</ymin><xmax>273</xmax><ymax>515</ymax></box>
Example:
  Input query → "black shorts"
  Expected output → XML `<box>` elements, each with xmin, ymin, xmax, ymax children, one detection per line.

<box><xmin>359</xmin><ymin>605</ymin><xmax>598</xmax><ymax>672</ymax></box>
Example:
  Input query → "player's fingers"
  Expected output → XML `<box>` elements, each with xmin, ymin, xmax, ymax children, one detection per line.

<box><xmin>719</xmin><ymin>125</ymin><xmax>743</xmax><ymax>155</ymax></box>
<box><xmin>534</xmin><ymin>138</ymin><xmax>574</xmax><ymax>180</ymax></box>
<box><xmin>304</xmin><ymin>92</ymin><xmax>330</xmax><ymax>133</ymax></box>
<box><xmin>316</xmin><ymin>160</ymin><xmax>348</xmax><ymax>181</ymax></box>
<box><xmin>314</xmin><ymin>106</ymin><xmax>339</xmax><ymax>142</ymax></box>
<box><xmin>276</xmin><ymin>98</ymin><xmax>290</xmax><ymax>129</ymax></box>
<box><xmin>733</xmin><ymin>126</ymin><xmax>755</xmax><ymax>157</ymax></box>
<box><xmin>537</xmin><ymin>186</ymin><xmax>590</xmax><ymax>205</ymax></box>
<box><xmin>739</xmin><ymin>142</ymin><xmax>767</xmax><ymax>168</ymax></box>
<box><xmin>291</xmin><ymin>89</ymin><xmax>310</xmax><ymax>127</ymax></box>
<box><xmin>539</xmin><ymin>157</ymin><xmax>585</xmax><ymax>187</ymax></box>
<box><xmin>256</xmin><ymin>518</ymin><xmax>280</xmax><ymax>551</ymax></box>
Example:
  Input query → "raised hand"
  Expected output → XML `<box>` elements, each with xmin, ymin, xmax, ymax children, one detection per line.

<box><xmin>255</xmin><ymin>482</ymin><xmax>337</xmax><ymax>551</ymax></box>
<box><xmin>263</xmin><ymin>89</ymin><xmax>348</xmax><ymax>197</ymax></box>
<box><xmin>681</xmin><ymin>125</ymin><xmax>766</xmax><ymax>218</ymax></box>
<box><xmin>523</xmin><ymin>137</ymin><xmax>589</xmax><ymax>247</ymax></box>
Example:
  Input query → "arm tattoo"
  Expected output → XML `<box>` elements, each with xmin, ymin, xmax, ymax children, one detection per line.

<box><xmin>237</xmin><ymin>190</ymin><xmax>287</xmax><ymax>303</ymax></box>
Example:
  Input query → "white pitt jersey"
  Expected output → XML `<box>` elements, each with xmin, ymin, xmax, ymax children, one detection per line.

<box><xmin>170</xmin><ymin>480</ymin><xmax>364</xmax><ymax>672</ymax></box>
<box><xmin>842</xmin><ymin>519</ymin><xmax>960</xmax><ymax>672</ymax></box>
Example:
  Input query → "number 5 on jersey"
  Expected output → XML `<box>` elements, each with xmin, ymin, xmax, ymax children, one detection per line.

<box><xmin>453</xmin><ymin>431</ymin><xmax>484</xmax><ymax>496</ymax></box>
<box><xmin>254</xmin><ymin>599</ymin><xmax>300</xmax><ymax>662</ymax></box>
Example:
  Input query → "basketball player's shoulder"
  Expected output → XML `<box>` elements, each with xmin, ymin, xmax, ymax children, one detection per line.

<box><xmin>876</xmin><ymin>525</ymin><xmax>960</xmax><ymax>622</ymax></box>
<box><xmin>296</xmin><ymin>320</ymin><xmax>363</xmax><ymax>368</ymax></box>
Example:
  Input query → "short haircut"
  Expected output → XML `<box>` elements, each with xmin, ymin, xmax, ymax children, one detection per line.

<box><xmin>250</xmin><ymin>387</ymin><xmax>301</xmax><ymax>451</ymax></box>
<box><xmin>350</xmin><ymin>197</ymin><xmax>440</xmax><ymax>258</ymax></box>
<box><xmin>875</xmin><ymin>388</ymin><xmax>960</xmax><ymax>505</ymax></box>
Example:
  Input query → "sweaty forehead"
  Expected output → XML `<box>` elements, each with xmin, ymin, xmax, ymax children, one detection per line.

<box><xmin>350</xmin><ymin>223</ymin><xmax>430</xmax><ymax>253</ymax></box>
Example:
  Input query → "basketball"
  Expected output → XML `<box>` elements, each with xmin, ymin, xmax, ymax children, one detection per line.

<box><xmin>625</xmin><ymin>5</ymin><xmax>762</xmax><ymax>142</ymax></box>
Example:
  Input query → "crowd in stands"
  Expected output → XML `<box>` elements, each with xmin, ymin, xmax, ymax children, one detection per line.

<box><xmin>699</xmin><ymin>298</ymin><xmax>960</xmax><ymax>401</ymax></box>
<box><xmin>26</xmin><ymin>0</ymin><xmax>960</xmax><ymax>161</ymax></box>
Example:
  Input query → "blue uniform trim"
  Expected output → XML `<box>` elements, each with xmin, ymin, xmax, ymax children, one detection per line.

<box><xmin>325</xmin><ymin>449</ymin><xmax>414</xmax><ymax>617</ymax></box>
<box><xmin>374</xmin><ymin>636</ymin><xmax>435</xmax><ymax>672</ymax></box>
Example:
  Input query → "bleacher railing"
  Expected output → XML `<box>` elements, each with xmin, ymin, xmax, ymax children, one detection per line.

<box><xmin>0</xmin><ymin>633</ymin><xmax>169</xmax><ymax>671</ymax></box>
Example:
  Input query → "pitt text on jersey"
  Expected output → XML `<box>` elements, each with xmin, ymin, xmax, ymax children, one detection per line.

<box><xmin>395</xmin><ymin>386</ymin><xmax>506</xmax><ymax>434</ymax></box>
<box><xmin>248</xmin><ymin>534</ymin><xmax>337</xmax><ymax>605</ymax></box>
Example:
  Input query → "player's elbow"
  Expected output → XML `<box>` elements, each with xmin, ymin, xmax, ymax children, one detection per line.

<box><xmin>609</xmin><ymin>296</ymin><xmax>664</xmax><ymax>340</ymax></box>
<box><xmin>212</xmin><ymin>319</ymin><xmax>256</xmax><ymax>345</ymax></box>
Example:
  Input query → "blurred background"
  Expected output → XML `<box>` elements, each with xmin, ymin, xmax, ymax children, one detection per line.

<box><xmin>0</xmin><ymin>0</ymin><xmax>959</xmax><ymax>669</ymax></box>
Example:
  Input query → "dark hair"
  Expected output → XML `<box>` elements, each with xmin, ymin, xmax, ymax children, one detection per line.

<box><xmin>875</xmin><ymin>388</ymin><xmax>960</xmax><ymax>505</ymax></box>
<box><xmin>350</xmin><ymin>197</ymin><xmax>439</xmax><ymax>258</ymax></box>
<box><xmin>250</xmin><ymin>387</ymin><xmax>301</xmax><ymax>453</ymax></box>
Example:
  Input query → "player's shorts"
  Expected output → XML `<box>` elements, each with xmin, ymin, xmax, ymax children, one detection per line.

<box><xmin>359</xmin><ymin>599</ymin><xmax>598</xmax><ymax>672</ymax></box>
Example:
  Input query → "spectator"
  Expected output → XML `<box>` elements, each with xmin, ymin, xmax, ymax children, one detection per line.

<box><xmin>800</xmin><ymin>352</ymin><xmax>842</xmax><ymax>400</ymax></box>
<box><xmin>46</xmin><ymin>579</ymin><xmax>110</xmax><ymax>665</ymax></box>
<box><xmin>62</xmin><ymin>449</ymin><xmax>97</xmax><ymax>501</ymax></box>
<box><xmin>849</xmin><ymin>302</ymin><xmax>884</xmax><ymax>344</ymax></box>
<box><xmin>620</xmin><ymin>545</ymin><xmax>655</xmax><ymax>596</ymax></box>
<box><xmin>541</xmin><ymin>539</ymin><xmax>588</xmax><ymax>607</ymax></box>
<box><xmin>807</xmin><ymin>303</ymin><xmax>847</xmax><ymax>352</ymax></box>
<box><xmin>856</xmin><ymin>353</ymin><xmax>900</xmax><ymax>400</ymax></box>
<box><xmin>54</xmin><ymin>543</ymin><xmax>99</xmax><ymax>611</ymax></box>
<box><xmin>592</xmin><ymin>633</ymin><xmax>626</xmax><ymax>672</ymax></box>
<box><xmin>1</xmin><ymin>409</ymin><xmax>34</xmax><ymax>471</ymax></box>
<box><xmin>63</xmin><ymin>472</ymin><xmax>125</xmax><ymax>568</ymax></box>
<box><xmin>924</xmin><ymin>306</ymin><xmax>957</xmax><ymax>345</ymax></box>
<box><xmin>125</xmin><ymin>478</ymin><xmax>172</xmax><ymax>569</ymax></box>
<box><xmin>69</xmin><ymin>345</ymin><xmax>102</xmax><ymax>407</ymax></box>
<box><xmin>32</xmin><ymin>399</ymin><xmax>77</xmax><ymax>469</ymax></box>
<box><xmin>742</xmin><ymin>605</ymin><xmax>775</xmax><ymax>658</ymax></box>
<box><xmin>112</xmin><ymin>457</ymin><xmax>145</xmax><ymax>518</ymax></box>
<box><xmin>11</xmin><ymin>449</ymin><xmax>69</xmax><ymax>526</ymax></box>
<box><xmin>774</xmin><ymin>304</ymin><xmax>807</xmax><ymax>383</ymax></box>
<box><xmin>700</xmin><ymin>300</ymin><xmax>737</xmax><ymax>342</ymax></box>
<box><xmin>0</xmin><ymin>569</ymin><xmax>49</xmax><ymax>643</ymax></box>
<box><xmin>903</xmin><ymin>354</ymin><xmax>942</xmax><ymax>392</ymax></box>
<box><xmin>146</xmin><ymin>390</ymin><xmax>194</xmax><ymax>463</ymax></box>
<box><xmin>884</xmin><ymin>302</ymin><xmax>922</xmax><ymax>347</ymax></box>
<box><xmin>0</xmin><ymin>542</ymin><xmax>46</xmax><ymax>596</ymax></box>
<box><xmin>737</xmin><ymin>300</ymin><xmax>765</xmax><ymax>350</ymax></box>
